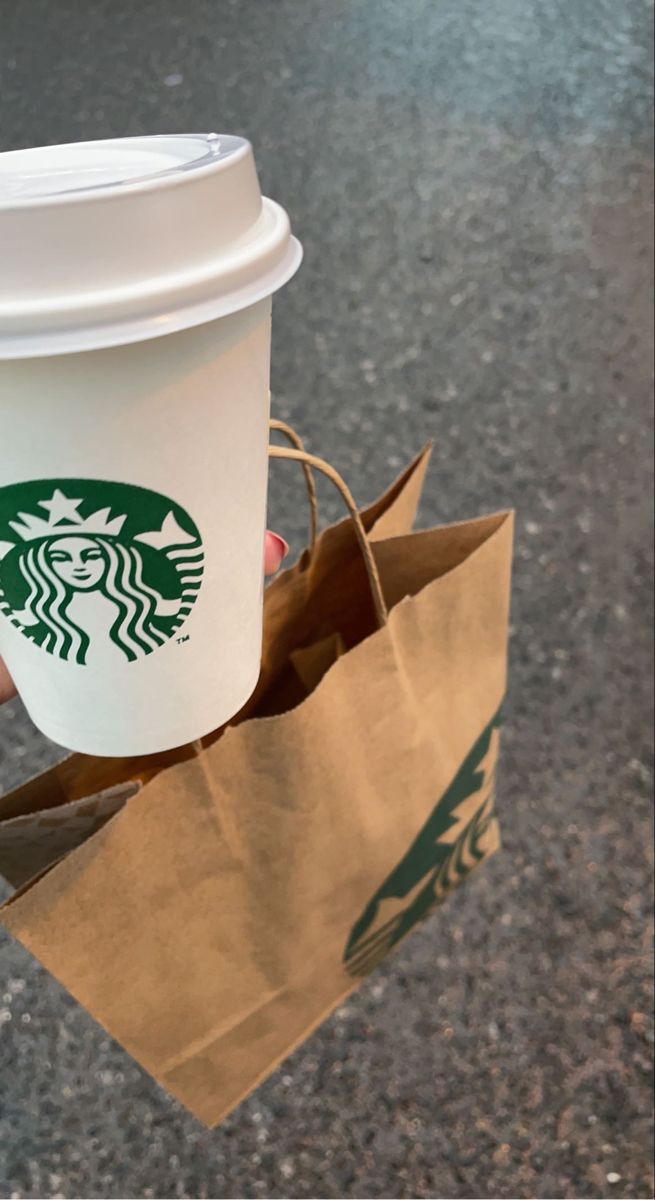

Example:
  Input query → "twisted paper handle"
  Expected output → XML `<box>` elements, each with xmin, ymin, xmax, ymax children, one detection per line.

<box><xmin>269</xmin><ymin>419</ymin><xmax>319</xmax><ymax>551</ymax></box>
<box><xmin>268</xmin><ymin>444</ymin><xmax>389</xmax><ymax>628</ymax></box>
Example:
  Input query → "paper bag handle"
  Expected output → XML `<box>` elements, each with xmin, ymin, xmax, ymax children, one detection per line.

<box><xmin>268</xmin><ymin>445</ymin><xmax>389</xmax><ymax>627</ymax></box>
<box><xmin>269</xmin><ymin>419</ymin><xmax>319</xmax><ymax>550</ymax></box>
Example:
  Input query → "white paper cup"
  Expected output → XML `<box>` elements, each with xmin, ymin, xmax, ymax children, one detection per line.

<box><xmin>0</xmin><ymin>135</ymin><xmax>302</xmax><ymax>756</ymax></box>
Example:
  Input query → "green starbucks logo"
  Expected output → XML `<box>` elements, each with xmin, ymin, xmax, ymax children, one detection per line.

<box><xmin>344</xmin><ymin>710</ymin><xmax>503</xmax><ymax>976</ymax></box>
<box><xmin>0</xmin><ymin>479</ymin><xmax>204</xmax><ymax>665</ymax></box>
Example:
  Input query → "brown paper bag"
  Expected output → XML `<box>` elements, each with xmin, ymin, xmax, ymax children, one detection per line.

<box><xmin>0</xmin><ymin>782</ymin><xmax>140</xmax><ymax>890</ymax></box>
<box><xmin>0</xmin><ymin>435</ymin><xmax>513</xmax><ymax>1127</ymax></box>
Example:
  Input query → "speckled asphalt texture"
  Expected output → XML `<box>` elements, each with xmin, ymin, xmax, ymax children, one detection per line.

<box><xmin>1</xmin><ymin>2</ymin><xmax>653</xmax><ymax>1197</ymax></box>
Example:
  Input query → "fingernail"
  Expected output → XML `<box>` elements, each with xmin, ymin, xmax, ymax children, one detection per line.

<box><xmin>270</xmin><ymin>534</ymin><xmax>290</xmax><ymax>559</ymax></box>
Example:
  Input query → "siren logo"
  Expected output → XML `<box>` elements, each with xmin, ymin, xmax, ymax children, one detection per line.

<box><xmin>343</xmin><ymin>711</ymin><xmax>502</xmax><ymax>976</ymax></box>
<box><xmin>0</xmin><ymin>479</ymin><xmax>204</xmax><ymax>666</ymax></box>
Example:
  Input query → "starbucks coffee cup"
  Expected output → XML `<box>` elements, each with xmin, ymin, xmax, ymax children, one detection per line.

<box><xmin>0</xmin><ymin>134</ymin><xmax>302</xmax><ymax>756</ymax></box>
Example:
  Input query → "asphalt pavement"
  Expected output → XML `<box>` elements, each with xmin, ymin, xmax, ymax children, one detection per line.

<box><xmin>0</xmin><ymin>2</ymin><xmax>653</xmax><ymax>1197</ymax></box>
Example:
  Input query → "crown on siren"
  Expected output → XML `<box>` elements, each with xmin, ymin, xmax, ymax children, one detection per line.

<box><xmin>8</xmin><ymin>488</ymin><xmax>127</xmax><ymax>542</ymax></box>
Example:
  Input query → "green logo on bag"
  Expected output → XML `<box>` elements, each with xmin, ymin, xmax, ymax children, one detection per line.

<box><xmin>344</xmin><ymin>710</ymin><xmax>502</xmax><ymax>976</ymax></box>
<box><xmin>0</xmin><ymin>479</ymin><xmax>204</xmax><ymax>665</ymax></box>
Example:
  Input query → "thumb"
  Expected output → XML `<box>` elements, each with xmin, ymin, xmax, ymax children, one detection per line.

<box><xmin>0</xmin><ymin>657</ymin><xmax>16</xmax><ymax>704</ymax></box>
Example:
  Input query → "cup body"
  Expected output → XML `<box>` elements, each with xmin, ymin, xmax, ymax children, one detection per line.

<box><xmin>0</xmin><ymin>298</ymin><xmax>272</xmax><ymax>755</ymax></box>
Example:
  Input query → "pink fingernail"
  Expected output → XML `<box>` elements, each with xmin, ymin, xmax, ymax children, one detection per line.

<box><xmin>270</xmin><ymin>534</ymin><xmax>290</xmax><ymax>558</ymax></box>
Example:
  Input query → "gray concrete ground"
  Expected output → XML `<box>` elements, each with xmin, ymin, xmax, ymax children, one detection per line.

<box><xmin>1</xmin><ymin>2</ymin><xmax>653</xmax><ymax>1197</ymax></box>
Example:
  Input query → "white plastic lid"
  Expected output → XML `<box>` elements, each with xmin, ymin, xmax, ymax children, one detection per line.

<box><xmin>0</xmin><ymin>134</ymin><xmax>302</xmax><ymax>358</ymax></box>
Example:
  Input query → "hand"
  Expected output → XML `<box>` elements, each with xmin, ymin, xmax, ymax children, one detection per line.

<box><xmin>0</xmin><ymin>530</ymin><xmax>289</xmax><ymax>706</ymax></box>
<box><xmin>0</xmin><ymin>658</ymin><xmax>13</xmax><ymax>706</ymax></box>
